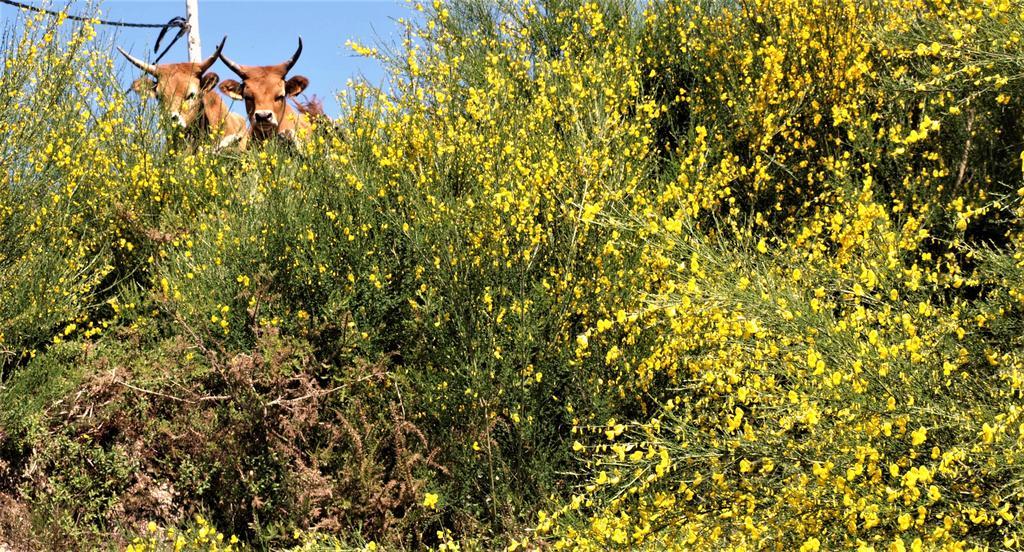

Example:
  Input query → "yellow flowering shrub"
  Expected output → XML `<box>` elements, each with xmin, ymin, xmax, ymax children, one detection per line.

<box><xmin>533</xmin><ymin>0</ymin><xmax>1024</xmax><ymax>549</ymax></box>
<box><xmin>0</xmin><ymin>0</ymin><xmax>1022</xmax><ymax>549</ymax></box>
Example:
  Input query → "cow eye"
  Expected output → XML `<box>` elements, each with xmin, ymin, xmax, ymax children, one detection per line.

<box><xmin>185</xmin><ymin>92</ymin><xmax>196</xmax><ymax>100</ymax></box>
<box><xmin>276</xmin><ymin>95</ymin><xmax>285</xmax><ymax>101</ymax></box>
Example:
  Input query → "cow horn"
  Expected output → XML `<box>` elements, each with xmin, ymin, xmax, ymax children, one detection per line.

<box><xmin>117</xmin><ymin>47</ymin><xmax>157</xmax><ymax>76</ymax></box>
<box><xmin>281</xmin><ymin>36</ymin><xmax>303</xmax><ymax>73</ymax></box>
<box><xmin>198</xmin><ymin>36</ymin><xmax>227</xmax><ymax>73</ymax></box>
<box><xmin>218</xmin><ymin>49</ymin><xmax>247</xmax><ymax>79</ymax></box>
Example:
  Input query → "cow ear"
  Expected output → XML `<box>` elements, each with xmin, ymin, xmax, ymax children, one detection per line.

<box><xmin>200</xmin><ymin>72</ymin><xmax>220</xmax><ymax>92</ymax></box>
<box><xmin>285</xmin><ymin>75</ymin><xmax>309</xmax><ymax>97</ymax></box>
<box><xmin>219</xmin><ymin>79</ymin><xmax>244</xmax><ymax>100</ymax></box>
<box><xmin>132</xmin><ymin>77</ymin><xmax>156</xmax><ymax>97</ymax></box>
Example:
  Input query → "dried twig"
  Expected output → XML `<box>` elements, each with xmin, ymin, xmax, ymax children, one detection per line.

<box><xmin>117</xmin><ymin>380</ymin><xmax>229</xmax><ymax>404</ymax></box>
<box><xmin>956</xmin><ymin>109</ymin><xmax>976</xmax><ymax>190</ymax></box>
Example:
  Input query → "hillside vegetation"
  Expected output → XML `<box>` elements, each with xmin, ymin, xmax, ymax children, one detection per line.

<box><xmin>2</xmin><ymin>0</ymin><xmax>1024</xmax><ymax>549</ymax></box>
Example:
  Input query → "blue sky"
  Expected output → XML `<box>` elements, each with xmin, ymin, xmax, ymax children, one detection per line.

<box><xmin>0</xmin><ymin>1</ymin><xmax>411</xmax><ymax>117</ymax></box>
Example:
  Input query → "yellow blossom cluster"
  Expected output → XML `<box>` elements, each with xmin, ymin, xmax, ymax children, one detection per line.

<box><xmin>126</xmin><ymin>516</ymin><xmax>239</xmax><ymax>552</ymax></box>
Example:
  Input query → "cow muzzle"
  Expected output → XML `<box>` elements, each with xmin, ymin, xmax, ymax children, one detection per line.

<box><xmin>253</xmin><ymin>110</ymin><xmax>277</xmax><ymax>127</ymax></box>
<box><xmin>169</xmin><ymin>112</ymin><xmax>187</xmax><ymax>128</ymax></box>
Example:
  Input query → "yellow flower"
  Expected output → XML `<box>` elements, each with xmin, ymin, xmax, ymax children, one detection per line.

<box><xmin>423</xmin><ymin>492</ymin><xmax>439</xmax><ymax>509</ymax></box>
<box><xmin>800</xmin><ymin>537</ymin><xmax>821</xmax><ymax>552</ymax></box>
<box><xmin>804</xmin><ymin>406</ymin><xmax>820</xmax><ymax>426</ymax></box>
<box><xmin>981</xmin><ymin>423</ymin><xmax>995</xmax><ymax>444</ymax></box>
<box><xmin>898</xmin><ymin>512</ymin><xmax>913</xmax><ymax>530</ymax></box>
<box><xmin>726</xmin><ymin>407</ymin><xmax>744</xmax><ymax>432</ymax></box>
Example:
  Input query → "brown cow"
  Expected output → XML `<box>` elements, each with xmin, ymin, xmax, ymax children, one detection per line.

<box><xmin>118</xmin><ymin>38</ymin><xmax>248</xmax><ymax>149</ymax></box>
<box><xmin>218</xmin><ymin>38</ymin><xmax>312</xmax><ymax>143</ymax></box>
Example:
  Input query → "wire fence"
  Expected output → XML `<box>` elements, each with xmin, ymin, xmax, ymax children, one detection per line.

<box><xmin>1</xmin><ymin>0</ymin><xmax>187</xmax><ymax>62</ymax></box>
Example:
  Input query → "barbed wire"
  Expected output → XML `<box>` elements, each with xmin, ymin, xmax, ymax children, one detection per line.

<box><xmin>1</xmin><ymin>0</ymin><xmax>182</xmax><ymax>28</ymax></box>
<box><xmin>1</xmin><ymin>0</ymin><xmax>188</xmax><ymax>63</ymax></box>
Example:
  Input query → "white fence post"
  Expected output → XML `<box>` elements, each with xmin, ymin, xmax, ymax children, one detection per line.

<box><xmin>185</xmin><ymin>0</ymin><xmax>201</xmax><ymax>62</ymax></box>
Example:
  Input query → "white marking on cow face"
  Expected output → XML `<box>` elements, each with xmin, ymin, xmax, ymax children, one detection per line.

<box><xmin>169</xmin><ymin>83</ymin><xmax>201</xmax><ymax>127</ymax></box>
<box><xmin>253</xmin><ymin>109</ymin><xmax>277</xmax><ymax>128</ymax></box>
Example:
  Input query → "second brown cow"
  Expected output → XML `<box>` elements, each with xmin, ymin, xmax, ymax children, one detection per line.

<box><xmin>218</xmin><ymin>38</ymin><xmax>313</xmax><ymax>143</ymax></box>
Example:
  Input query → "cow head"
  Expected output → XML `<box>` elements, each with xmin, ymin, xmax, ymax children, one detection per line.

<box><xmin>118</xmin><ymin>37</ymin><xmax>226</xmax><ymax>129</ymax></box>
<box><xmin>218</xmin><ymin>38</ymin><xmax>309</xmax><ymax>138</ymax></box>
